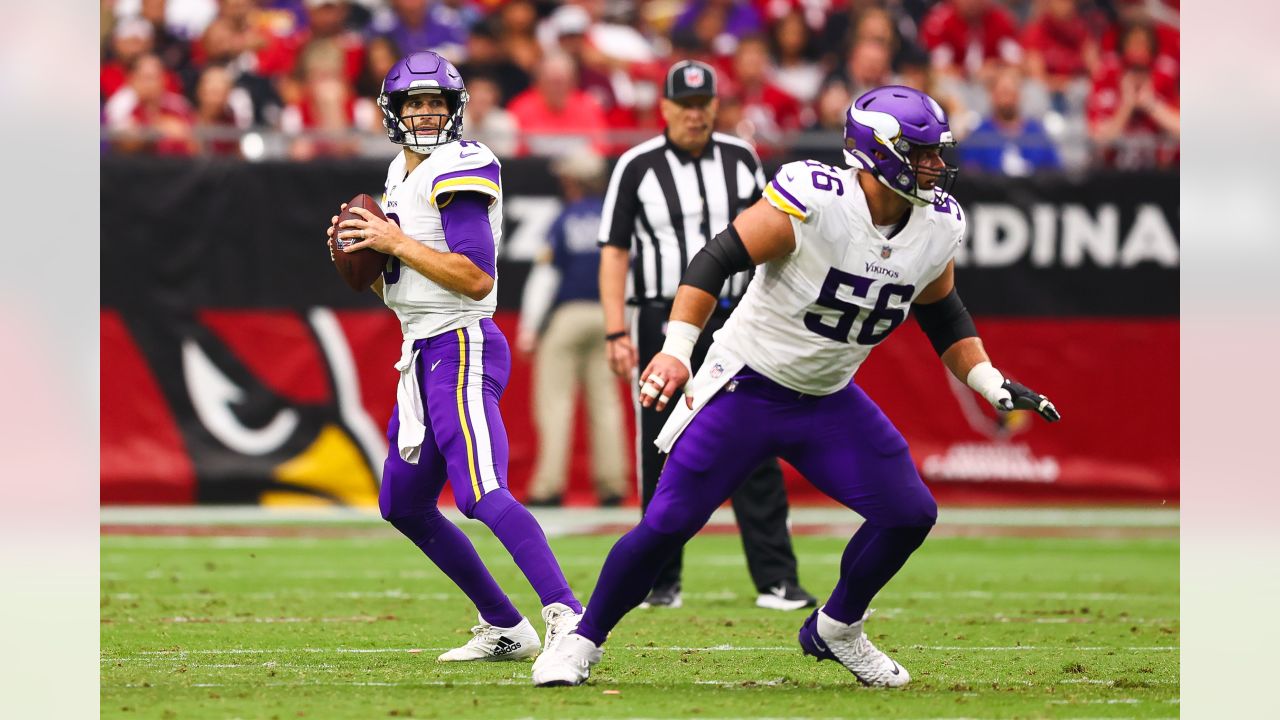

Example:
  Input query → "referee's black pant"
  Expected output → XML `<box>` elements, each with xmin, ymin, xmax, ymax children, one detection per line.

<box><xmin>634</xmin><ymin>301</ymin><xmax>800</xmax><ymax>594</ymax></box>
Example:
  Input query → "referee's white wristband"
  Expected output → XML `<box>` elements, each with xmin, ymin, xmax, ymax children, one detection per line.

<box><xmin>965</xmin><ymin>361</ymin><xmax>1006</xmax><ymax>405</ymax></box>
<box><xmin>661</xmin><ymin>320</ymin><xmax>700</xmax><ymax>373</ymax></box>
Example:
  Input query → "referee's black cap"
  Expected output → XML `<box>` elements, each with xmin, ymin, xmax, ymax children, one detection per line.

<box><xmin>664</xmin><ymin>60</ymin><xmax>717</xmax><ymax>101</ymax></box>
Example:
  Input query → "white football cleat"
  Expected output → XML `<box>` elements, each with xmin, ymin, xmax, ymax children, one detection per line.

<box><xmin>540</xmin><ymin>602</ymin><xmax>583</xmax><ymax>652</ymax></box>
<box><xmin>531</xmin><ymin>632</ymin><xmax>602</xmax><ymax>686</ymax></box>
<box><xmin>797</xmin><ymin>608</ymin><xmax>910</xmax><ymax>687</ymax></box>
<box><xmin>437</xmin><ymin>614</ymin><xmax>540</xmax><ymax>662</ymax></box>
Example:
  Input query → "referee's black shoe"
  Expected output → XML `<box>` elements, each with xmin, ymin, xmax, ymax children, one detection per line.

<box><xmin>638</xmin><ymin>583</ymin><xmax>682</xmax><ymax>609</ymax></box>
<box><xmin>756</xmin><ymin>579</ymin><xmax>818</xmax><ymax>611</ymax></box>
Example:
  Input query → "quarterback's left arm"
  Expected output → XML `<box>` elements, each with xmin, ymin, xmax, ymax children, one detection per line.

<box><xmin>915</xmin><ymin>262</ymin><xmax>1061</xmax><ymax>422</ymax></box>
<box><xmin>340</xmin><ymin>193</ymin><xmax>496</xmax><ymax>301</ymax></box>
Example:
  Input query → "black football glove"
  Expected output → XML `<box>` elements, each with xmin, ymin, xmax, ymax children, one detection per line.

<box><xmin>998</xmin><ymin>379</ymin><xmax>1061</xmax><ymax>422</ymax></box>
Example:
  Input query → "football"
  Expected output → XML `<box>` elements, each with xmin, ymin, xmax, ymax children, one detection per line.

<box><xmin>332</xmin><ymin>193</ymin><xmax>389</xmax><ymax>292</ymax></box>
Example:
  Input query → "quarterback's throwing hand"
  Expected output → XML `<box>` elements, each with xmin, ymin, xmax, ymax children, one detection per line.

<box><xmin>995</xmin><ymin>380</ymin><xmax>1061</xmax><ymax>422</ymax></box>
<box><xmin>339</xmin><ymin>206</ymin><xmax>405</xmax><ymax>256</ymax></box>
<box><xmin>639</xmin><ymin>353</ymin><xmax>692</xmax><ymax>412</ymax></box>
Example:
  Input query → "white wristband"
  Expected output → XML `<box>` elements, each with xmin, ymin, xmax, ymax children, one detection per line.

<box><xmin>661</xmin><ymin>320</ymin><xmax>700</xmax><ymax>373</ymax></box>
<box><xmin>965</xmin><ymin>361</ymin><xmax>1006</xmax><ymax>405</ymax></box>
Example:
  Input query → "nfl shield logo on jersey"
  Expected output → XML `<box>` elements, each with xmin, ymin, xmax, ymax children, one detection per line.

<box><xmin>684</xmin><ymin>66</ymin><xmax>706</xmax><ymax>88</ymax></box>
<box><xmin>710</xmin><ymin>362</ymin><xmax>724</xmax><ymax>378</ymax></box>
<box><xmin>881</xmin><ymin>245</ymin><xmax>893</xmax><ymax>259</ymax></box>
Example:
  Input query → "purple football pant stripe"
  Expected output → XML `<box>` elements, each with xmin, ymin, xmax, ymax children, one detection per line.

<box><xmin>381</xmin><ymin>319</ymin><xmax>579</xmax><ymax>617</ymax></box>
<box><xmin>385</xmin><ymin>319</ymin><xmax>510</xmax><ymax>515</ymax></box>
<box><xmin>574</xmin><ymin>368</ymin><xmax>936</xmax><ymax>645</ymax></box>
<box><xmin>379</xmin><ymin>319</ymin><xmax>521</xmax><ymax>628</ymax></box>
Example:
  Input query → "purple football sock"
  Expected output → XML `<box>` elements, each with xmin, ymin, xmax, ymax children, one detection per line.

<box><xmin>822</xmin><ymin>522</ymin><xmax>933</xmax><ymax>625</ymax></box>
<box><xmin>386</xmin><ymin>509</ymin><xmax>524</xmax><ymax>628</ymax></box>
<box><xmin>472</xmin><ymin>490</ymin><xmax>583</xmax><ymax>613</ymax></box>
<box><xmin>574</xmin><ymin>523</ymin><xmax>687</xmax><ymax>646</ymax></box>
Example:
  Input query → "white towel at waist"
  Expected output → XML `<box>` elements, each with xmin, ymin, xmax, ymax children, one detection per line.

<box><xmin>654</xmin><ymin>343</ymin><xmax>746</xmax><ymax>454</ymax></box>
<box><xmin>394</xmin><ymin>337</ymin><xmax>427</xmax><ymax>464</ymax></box>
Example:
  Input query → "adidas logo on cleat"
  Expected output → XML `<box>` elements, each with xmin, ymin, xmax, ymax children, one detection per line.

<box><xmin>491</xmin><ymin>636</ymin><xmax>522</xmax><ymax>656</ymax></box>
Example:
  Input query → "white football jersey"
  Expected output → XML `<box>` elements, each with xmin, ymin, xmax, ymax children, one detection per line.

<box><xmin>380</xmin><ymin>140</ymin><xmax>503</xmax><ymax>339</ymax></box>
<box><xmin>713</xmin><ymin>160</ymin><xmax>966</xmax><ymax>395</ymax></box>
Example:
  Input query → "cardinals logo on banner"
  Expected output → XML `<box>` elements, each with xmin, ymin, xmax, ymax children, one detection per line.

<box><xmin>103</xmin><ymin>307</ymin><xmax>392</xmax><ymax>506</ymax></box>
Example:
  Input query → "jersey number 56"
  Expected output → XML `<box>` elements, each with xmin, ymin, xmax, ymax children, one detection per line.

<box><xmin>804</xmin><ymin>268</ymin><xmax>913</xmax><ymax>346</ymax></box>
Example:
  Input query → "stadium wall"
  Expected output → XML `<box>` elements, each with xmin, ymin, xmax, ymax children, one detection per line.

<box><xmin>101</xmin><ymin>156</ymin><xmax>1178</xmax><ymax>506</ymax></box>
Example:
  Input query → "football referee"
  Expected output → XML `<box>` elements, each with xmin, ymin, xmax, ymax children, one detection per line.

<box><xmin>597</xmin><ymin>60</ymin><xmax>815</xmax><ymax>611</ymax></box>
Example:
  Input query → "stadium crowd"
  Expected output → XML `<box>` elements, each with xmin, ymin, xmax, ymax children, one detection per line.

<box><xmin>100</xmin><ymin>0</ymin><xmax>1179</xmax><ymax>172</ymax></box>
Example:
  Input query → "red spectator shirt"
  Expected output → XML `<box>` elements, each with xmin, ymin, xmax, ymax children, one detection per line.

<box><xmin>1086</xmin><ymin>55</ymin><xmax>1179</xmax><ymax>168</ymax></box>
<box><xmin>506</xmin><ymin>89</ymin><xmax>608</xmax><ymax>157</ymax></box>
<box><xmin>920</xmin><ymin>2</ymin><xmax>1022</xmax><ymax>75</ymax></box>
<box><xmin>104</xmin><ymin>89</ymin><xmax>196</xmax><ymax>157</ymax></box>
<box><xmin>1022</xmin><ymin>13</ymin><xmax>1093</xmax><ymax>78</ymax></box>
<box><xmin>100</xmin><ymin>62</ymin><xmax>183</xmax><ymax>101</ymax></box>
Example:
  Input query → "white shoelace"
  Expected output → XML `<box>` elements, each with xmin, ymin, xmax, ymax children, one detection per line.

<box><xmin>463</xmin><ymin>623</ymin><xmax>503</xmax><ymax>648</ymax></box>
<box><xmin>543</xmin><ymin>609</ymin><xmax>576</xmax><ymax>650</ymax></box>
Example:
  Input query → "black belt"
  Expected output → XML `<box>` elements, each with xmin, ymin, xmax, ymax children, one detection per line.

<box><xmin>631</xmin><ymin>297</ymin><xmax>741</xmax><ymax>317</ymax></box>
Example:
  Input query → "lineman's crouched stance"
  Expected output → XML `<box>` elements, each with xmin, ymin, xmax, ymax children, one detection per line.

<box><xmin>532</xmin><ymin>85</ymin><xmax>1060</xmax><ymax>688</ymax></box>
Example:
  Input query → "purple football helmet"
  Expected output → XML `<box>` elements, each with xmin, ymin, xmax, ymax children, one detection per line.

<box><xmin>378</xmin><ymin>51</ymin><xmax>469</xmax><ymax>153</ymax></box>
<box><xmin>844</xmin><ymin>86</ymin><xmax>958</xmax><ymax>206</ymax></box>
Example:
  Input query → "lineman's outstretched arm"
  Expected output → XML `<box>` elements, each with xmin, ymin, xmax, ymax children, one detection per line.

<box><xmin>914</xmin><ymin>262</ymin><xmax>1060</xmax><ymax>422</ymax></box>
<box><xmin>639</xmin><ymin>199</ymin><xmax>797</xmax><ymax>411</ymax></box>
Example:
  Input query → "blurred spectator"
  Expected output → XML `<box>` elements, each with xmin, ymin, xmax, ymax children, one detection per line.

<box><xmin>725</xmin><ymin>35</ymin><xmax>804</xmax><ymax>150</ymax></box>
<box><xmin>546</xmin><ymin>5</ymin><xmax>620</xmax><ymax>120</ymax></box>
<box><xmin>569</xmin><ymin>0</ymin><xmax>659</xmax><ymax>66</ymax></box>
<box><xmin>496</xmin><ymin>0</ymin><xmax>543</xmax><ymax>74</ymax></box>
<box><xmin>822</xmin><ymin>2</ymin><xmax>926</xmax><ymax>73</ymax></box>
<box><xmin>293</xmin><ymin>0</ymin><xmax>365</xmax><ymax>85</ymax></box>
<box><xmin>110</xmin><ymin>0</ymin><xmax>220</xmax><ymax>41</ymax></box>
<box><xmin>895</xmin><ymin>42</ymin><xmax>933</xmax><ymax>91</ymax></box>
<box><xmin>767</xmin><ymin>10</ymin><xmax>823</xmax><ymax>104</ymax></box>
<box><xmin>354</xmin><ymin>35</ymin><xmax>401</xmax><ymax>98</ymax></box>
<box><xmin>961</xmin><ymin>65</ymin><xmax>1061</xmax><ymax>176</ymax></box>
<box><xmin>1086</xmin><ymin>22</ymin><xmax>1179</xmax><ymax>169</ymax></box>
<box><xmin>104</xmin><ymin>54</ymin><xmax>198</xmax><ymax>156</ymax></box>
<box><xmin>464</xmin><ymin>75</ymin><xmax>520</xmax><ymax>157</ymax></box>
<box><xmin>207</xmin><ymin>0</ymin><xmax>305</xmax><ymax>78</ymax></box>
<box><xmin>102</xmin><ymin>16</ymin><xmax>184</xmax><ymax>101</ymax></box>
<box><xmin>280</xmin><ymin>41</ymin><xmax>372</xmax><ymax>159</ymax></box>
<box><xmin>192</xmin><ymin>65</ymin><xmax>251</xmax><ymax>155</ymax></box>
<box><xmin>259</xmin><ymin>0</ymin><xmax>374</xmax><ymax>33</ymax></box>
<box><xmin>138</xmin><ymin>0</ymin><xmax>194</xmax><ymax>74</ymax></box>
<box><xmin>758</xmin><ymin>0</ymin><xmax>836</xmax><ymax>32</ymax></box>
<box><xmin>635</xmin><ymin>0</ymin><xmax>683</xmax><ymax>57</ymax></box>
<box><xmin>188</xmin><ymin>16</ymin><xmax>284</xmax><ymax>126</ymax></box>
<box><xmin>507</xmin><ymin>52</ymin><xmax>608</xmax><ymax>156</ymax></box>
<box><xmin>368</xmin><ymin>0</ymin><xmax>477</xmax><ymax>61</ymax></box>
<box><xmin>1022</xmin><ymin>0</ymin><xmax>1100</xmax><ymax>92</ymax></box>
<box><xmin>672</xmin><ymin>0</ymin><xmax>765</xmax><ymax>57</ymax></box>
<box><xmin>807</xmin><ymin>80</ymin><xmax>852</xmax><ymax>132</ymax></box>
<box><xmin>825</xmin><ymin>38</ymin><xmax>894</xmax><ymax>100</ymax></box>
<box><xmin>517</xmin><ymin>148</ymin><xmax>627</xmax><ymax>508</ymax></box>
<box><xmin>457</xmin><ymin>20</ymin><xmax>531</xmax><ymax>105</ymax></box>
<box><xmin>920</xmin><ymin>0</ymin><xmax>1022</xmax><ymax>81</ymax></box>
<box><xmin>1102</xmin><ymin>0</ymin><xmax>1180</xmax><ymax>63</ymax></box>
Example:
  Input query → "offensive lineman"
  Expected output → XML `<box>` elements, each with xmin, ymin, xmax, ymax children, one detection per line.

<box><xmin>329</xmin><ymin>51</ymin><xmax>583</xmax><ymax>662</ymax></box>
<box><xmin>532</xmin><ymin>86</ymin><xmax>1060</xmax><ymax>687</ymax></box>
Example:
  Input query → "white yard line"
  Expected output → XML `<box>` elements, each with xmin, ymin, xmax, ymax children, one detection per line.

<box><xmin>103</xmin><ymin>644</ymin><xmax>1177</xmax><ymax>661</ymax></box>
<box><xmin>102</xmin><ymin>588</ymin><xmax>1174</xmax><ymax>604</ymax></box>
<box><xmin>101</xmin><ymin>505</ymin><xmax>1180</xmax><ymax>530</ymax></box>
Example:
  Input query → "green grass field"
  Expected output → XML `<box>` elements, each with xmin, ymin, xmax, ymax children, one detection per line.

<box><xmin>102</xmin><ymin>519</ymin><xmax>1178</xmax><ymax>719</ymax></box>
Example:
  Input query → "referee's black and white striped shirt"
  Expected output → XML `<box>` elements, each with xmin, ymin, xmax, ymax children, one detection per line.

<box><xmin>598</xmin><ymin>131</ymin><xmax>767</xmax><ymax>303</ymax></box>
